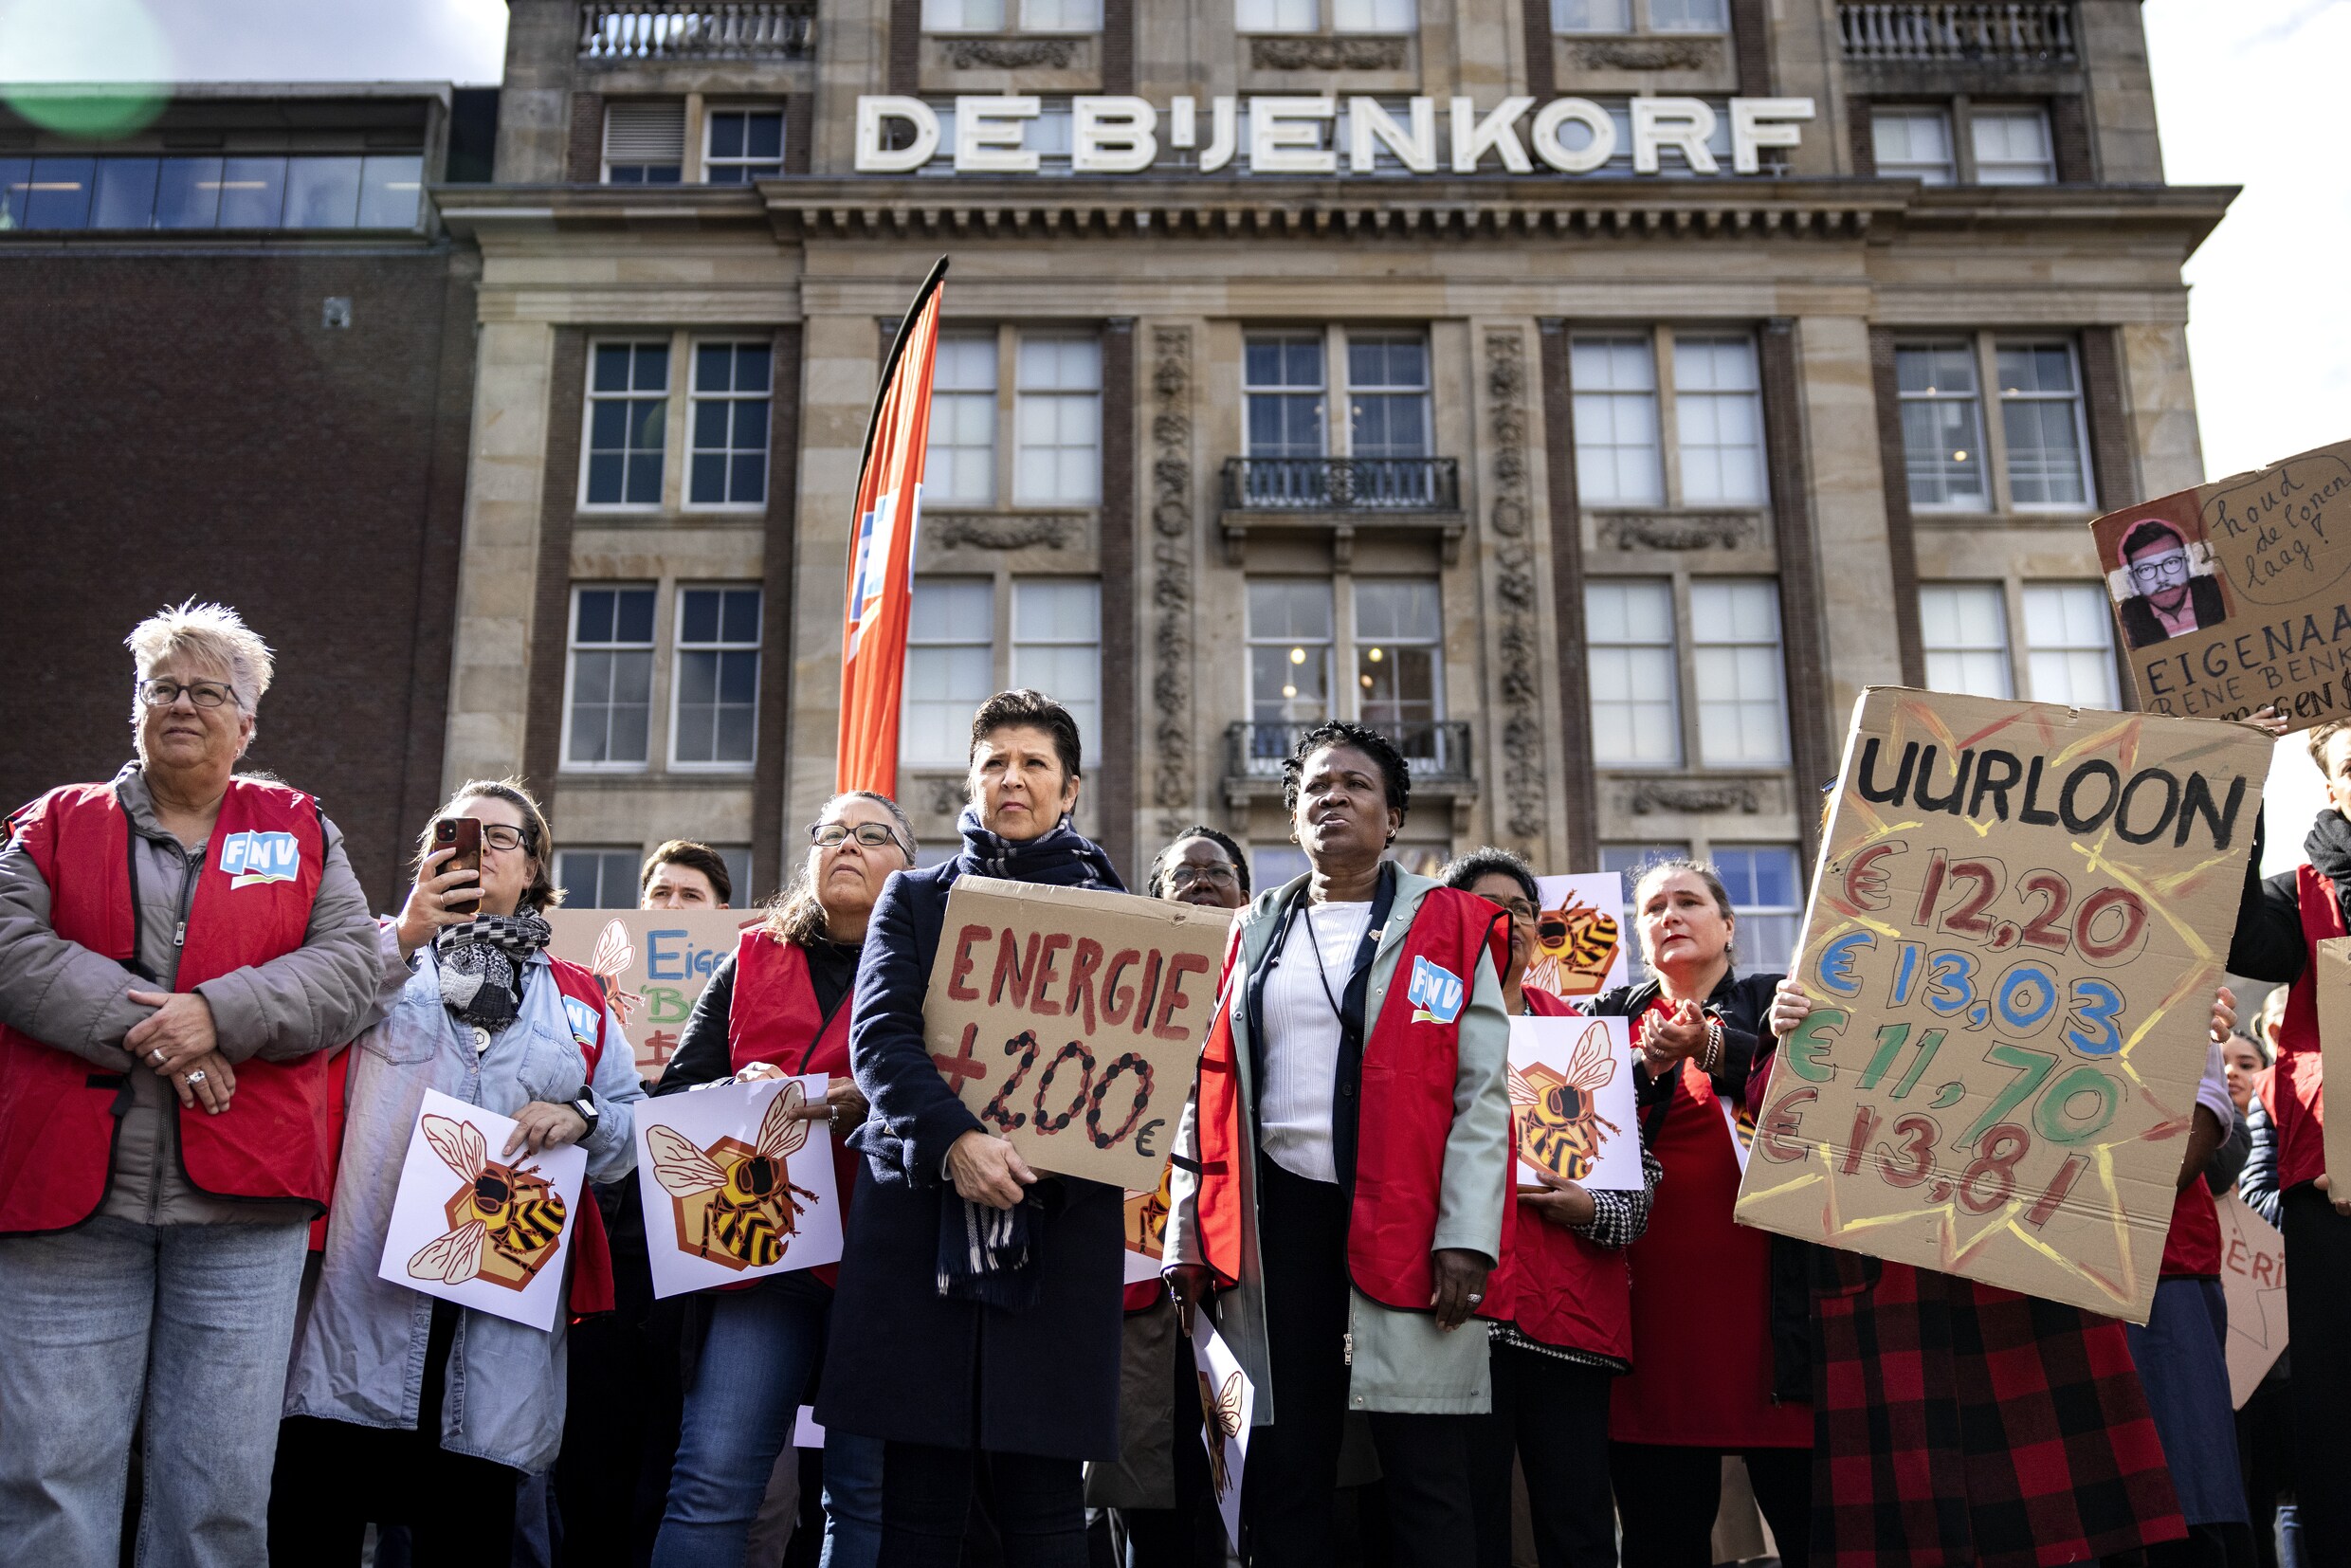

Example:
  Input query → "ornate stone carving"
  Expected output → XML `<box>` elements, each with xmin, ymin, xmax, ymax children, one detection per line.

<box><xmin>1248</xmin><ymin>34</ymin><xmax>1409</xmax><ymax>71</ymax></box>
<box><xmin>1626</xmin><ymin>778</ymin><xmax>1763</xmax><ymax>815</ymax></box>
<box><xmin>942</xmin><ymin>36</ymin><xmax>1080</xmax><ymax>69</ymax></box>
<box><xmin>1596</xmin><ymin>512</ymin><xmax>1756</xmax><ymax>551</ymax></box>
<box><xmin>927</xmin><ymin>512</ymin><xmax>1080</xmax><ymax>551</ymax></box>
<box><xmin>1570</xmin><ymin>38</ymin><xmax>1712</xmax><ymax>71</ymax></box>
<box><xmin>1484</xmin><ymin>331</ymin><xmax>1544</xmax><ymax>847</ymax></box>
<box><xmin>922</xmin><ymin>775</ymin><xmax>968</xmax><ymax>816</ymax></box>
<box><xmin>1150</xmin><ymin>327</ymin><xmax>1196</xmax><ymax>830</ymax></box>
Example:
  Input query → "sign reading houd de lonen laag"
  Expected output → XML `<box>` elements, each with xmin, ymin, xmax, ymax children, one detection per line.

<box><xmin>853</xmin><ymin>95</ymin><xmax>1814</xmax><ymax>176</ymax></box>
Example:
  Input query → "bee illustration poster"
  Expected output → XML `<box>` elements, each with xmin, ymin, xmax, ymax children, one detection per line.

<box><xmin>544</xmin><ymin>909</ymin><xmax>760</xmax><ymax>1084</ymax></box>
<box><xmin>1122</xmin><ymin>1159</ymin><xmax>1174</xmax><ymax>1285</ymax></box>
<box><xmin>1190</xmin><ymin>1311</ymin><xmax>1257</xmax><ymax>1549</ymax></box>
<box><xmin>376</xmin><ymin>1088</ymin><xmax>589</xmax><ymax>1332</ymax></box>
<box><xmin>1523</xmin><ymin>873</ymin><xmax>1629</xmax><ymax>1000</ymax></box>
<box><xmin>1508</xmin><ymin>1014</ymin><xmax>1642</xmax><ymax>1192</ymax></box>
<box><xmin>634</xmin><ymin>1074</ymin><xmax>845</xmax><ymax>1299</ymax></box>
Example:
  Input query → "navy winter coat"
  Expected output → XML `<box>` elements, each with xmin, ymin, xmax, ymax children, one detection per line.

<box><xmin>815</xmin><ymin>858</ymin><xmax>1125</xmax><ymax>1460</ymax></box>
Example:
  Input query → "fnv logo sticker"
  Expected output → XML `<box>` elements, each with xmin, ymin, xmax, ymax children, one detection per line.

<box><xmin>1406</xmin><ymin>956</ymin><xmax>1465</xmax><ymax>1026</ymax></box>
<box><xmin>562</xmin><ymin>995</ymin><xmax>601</xmax><ymax>1049</ymax></box>
<box><xmin>218</xmin><ymin>830</ymin><xmax>301</xmax><ymax>889</ymax></box>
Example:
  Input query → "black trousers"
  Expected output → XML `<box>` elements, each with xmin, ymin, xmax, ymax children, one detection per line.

<box><xmin>2282</xmin><ymin>1184</ymin><xmax>2351</xmax><ymax>1565</ymax></box>
<box><xmin>1118</xmin><ymin>1326</ymin><xmax>1225</xmax><ymax>1568</ymax></box>
<box><xmin>879</xmin><ymin>1440</ymin><xmax>1088</xmax><ymax>1568</ymax></box>
<box><xmin>268</xmin><ymin>1301</ymin><xmax>521</xmax><ymax>1568</ymax></box>
<box><xmin>1244</xmin><ymin>1158</ymin><xmax>1477</xmax><ymax>1568</ymax></box>
<box><xmin>1608</xmin><ymin>1440</ymin><xmax>1811</xmax><ymax>1568</ymax></box>
<box><xmin>1469</xmin><ymin>1342</ymin><xmax>1616</xmax><ymax>1568</ymax></box>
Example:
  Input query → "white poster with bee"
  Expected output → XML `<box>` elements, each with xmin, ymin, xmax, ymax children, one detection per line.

<box><xmin>1190</xmin><ymin>1311</ymin><xmax>1257</xmax><ymax>1550</ymax></box>
<box><xmin>1524</xmin><ymin>873</ymin><xmax>1630</xmax><ymax>1001</ymax></box>
<box><xmin>1508</xmin><ymin>1013</ymin><xmax>1643</xmax><ymax>1192</ymax></box>
<box><xmin>633</xmin><ymin>1074</ymin><xmax>845</xmax><ymax>1299</ymax></box>
<box><xmin>376</xmin><ymin>1088</ymin><xmax>590</xmax><ymax>1332</ymax></box>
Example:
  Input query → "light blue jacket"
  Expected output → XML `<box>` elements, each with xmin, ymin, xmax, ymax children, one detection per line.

<box><xmin>282</xmin><ymin>933</ymin><xmax>643</xmax><ymax>1473</ymax></box>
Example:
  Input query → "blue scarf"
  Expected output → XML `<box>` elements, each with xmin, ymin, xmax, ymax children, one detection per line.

<box><xmin>936</xmin><ymin>807</ymin><xmax>1125</xmax><ymax>1308</ymax></box>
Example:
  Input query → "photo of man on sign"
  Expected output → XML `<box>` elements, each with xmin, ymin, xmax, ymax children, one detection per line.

<box><xmin>2101</xmin><ymin>496</ymin><xmax>2233</xmax><ymax>649</ymax></box>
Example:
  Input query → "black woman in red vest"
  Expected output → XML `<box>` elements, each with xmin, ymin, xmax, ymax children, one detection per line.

<box><xmin>649</xmin><ymin>791</ymin><xmax>916</xmax><ymax>1568</ymax></box>
<box><xmin>1446</xmin><ymin>847</ymin><xmax>1661</xmax><ymax>1568</ymax></box>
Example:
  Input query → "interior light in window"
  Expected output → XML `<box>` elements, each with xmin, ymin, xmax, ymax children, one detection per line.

<box><xmin>1952</xmin><ymin>449</ymin><xmax>1967</xmax><ymax>462</ymax></box>
<box><xmin>1367</xmin><ymin>647</ymin><xmax>1383</xmax><ymax>661</ymax></box>
<box><xmin>1284</xmin><ymin>684</ymin><xmax>1298</xmax><ymax>698</ymax></box>
<box><xmin>1289</xmin><ymin>647</ymin><xmax>1305</xmax><ymax>664</ymax></box>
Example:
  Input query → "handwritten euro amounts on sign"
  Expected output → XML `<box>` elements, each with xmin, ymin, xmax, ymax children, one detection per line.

<box><xmin>922</xmin><ymin>876</ymin><xmax>1234</xmax><ymax>1190</ymax></box>
<box><xmin>1731</xmin><ymin>687</ymin><xmax>2269</xmax><ymax>1325</ymax></box>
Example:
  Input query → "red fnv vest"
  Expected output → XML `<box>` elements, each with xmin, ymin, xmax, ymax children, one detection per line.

<box><xmin>1483</xmin><ymin>986</ymin><xmax>1633</xmax><ymax>1362</ymax></box>
<box><xmin>728</xmin><ymin>930</ymin><xmax>859</xmax><ymax>1287</ymax></box>
<box><xmin>2266</xmin><ymin>865</ymin><xmax>2341</xmax><ymax>1193</ymax></box>
<box><xmin>1194</xmin><ymin>887</ymin><xmax>1513</xmax><ymax>1315</ymax></box>
<box><xmin>546</xmin><ymin>956</ymin><xmax>618</xmax><ymax>1317</ymax></box>
<box><xmin>0</xmin><ymin>780</ymin><xmax>329</xmax><ymax>1235</ymax></box>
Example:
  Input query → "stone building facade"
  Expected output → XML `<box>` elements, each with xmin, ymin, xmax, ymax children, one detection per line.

<box><xmin>428</xmin><ymin>0</ymin><xmax>2222</xmax><ymax>960</ymax></box>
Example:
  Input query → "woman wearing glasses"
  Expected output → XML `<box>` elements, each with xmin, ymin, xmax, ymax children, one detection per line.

<box><xmin>276</xmin><ymin>778</ymin><xmax>646</xmax><ymax>1566</ymax></box>
<box><xmin>0</xmin><ymin>602</ymin><xmax>382</xmax><ymax>1567</ymax></box>
<box><xmin>648</xmin><ymin>792</ymin><xmax>917</xmax><ymax>1568</ymax></box>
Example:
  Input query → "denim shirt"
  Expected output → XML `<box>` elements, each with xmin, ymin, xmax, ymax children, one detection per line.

<box><xmin>282</xmin><ymin>932</ymin><xmax>643</xmax><ymax>1473</ymax></box>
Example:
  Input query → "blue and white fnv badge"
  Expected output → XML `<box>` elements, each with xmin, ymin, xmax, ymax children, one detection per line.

<box><xmin>1406</xmin><ymin>956</ymin><xmax>1466</xmax><ymax>1026</ymax></box>
<box><xmin>218</xmin><ymin>830</ymin><xmax>301</xmax><ymax>889</ymax></box>
<box><xmin>561</xmin><ymin>995</ymin><xmax>602</xmax><ymax>1051</ymax></box>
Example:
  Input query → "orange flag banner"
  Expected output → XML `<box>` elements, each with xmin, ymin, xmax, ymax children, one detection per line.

<box><xmin>836</xmin><ymin>258</ymin><xmax>948</xmax><ymax>794</ymax></box>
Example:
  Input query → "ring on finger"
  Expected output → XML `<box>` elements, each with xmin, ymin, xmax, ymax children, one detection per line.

<box><xmin>186</xmin><ymin>1069</ymin><xmax>208</xmax><ymax>1085</ymax></box>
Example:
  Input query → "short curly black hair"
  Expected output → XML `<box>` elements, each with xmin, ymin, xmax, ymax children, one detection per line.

<box><xmin>1441</xmin><ymin>845</ymin><xmax>1538</xmax><ymax>906</ymax></box>
<box><xmin>1146</xmin><ymin>825</ymin><xmax>1252</xmax><ymax>900</ymax></box>
<box><xmin>1281</xmin><ymin>720</ymin><xmax>1410</xmax><ymax>820</ymax></box>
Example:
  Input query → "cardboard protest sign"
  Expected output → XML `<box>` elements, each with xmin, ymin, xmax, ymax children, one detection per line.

<box><xmin>2314</xmin><ymin>938</ymin><xmax>2351</xmax><ymax>1189</ymax></box>
<box><xmin>378</xmin><ymin>1088</ymin><xmax>589</xmax><ymax>1331</ymax></box>
<box><xmin>1191</xmin><ymin>1312</ymin><xmax>1257</xmax><ymax>1549</ymax></box>
<box><xmin>1123</xmin><ymin>1160</ymin><xmax>1174</xmax><ymax>1285</ymax></box>
<box><xmin>1733</xmin><ymin>687</ymin><xmax>2269</xmax><ymax>1323</ymax></box>
<box><xmin>1508</xmin><ymin>1014</ymin><xmax>1641</xmax><ymax>1192</ymax></box>
<box><xmin>545</xmin><ymin>908</ymin><xmax>758</xmax><ymax>1083</ymax></box>
<box><xmin>924</xmin><ymin>877</ymin><xmax>1231</xmax><ymax>1190</ymax></box>
<box><xmin>1523</xmin><ymin>873</ymin><xmax>1629</xmax><ymax>999</ymax></box>
<box><xmin>2092</xmin><ymin>437</ymin><xmax>2351</xmax><ymax>730</ymax></box>
<box><xmin>634</xmin><ymin>1074</ymin><xmax>845</xmax><ymax>1299</ymax></box>
<box><xmin>2215</xmin><ymin>1190</ymin><xmax>2289</xmax><ymax>1408</ymax></box>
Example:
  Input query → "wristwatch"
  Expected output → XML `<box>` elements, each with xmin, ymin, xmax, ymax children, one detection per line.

<box><xmin>571</xmin><ymin>1097</ymin><xmax>601</xmax><ymax>1138</ymax></box>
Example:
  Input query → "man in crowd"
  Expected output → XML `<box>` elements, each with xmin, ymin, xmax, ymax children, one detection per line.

<box><xmin>641</xmin><ymin>839</ymin><xmax>735</xmax><ymax>909</ymax></box>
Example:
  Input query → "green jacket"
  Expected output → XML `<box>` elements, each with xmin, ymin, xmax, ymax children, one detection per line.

<box><xmin>1164</xmin><ymin>868</ymin><xmax>1513</xmax><ymax>1420</ymax></box>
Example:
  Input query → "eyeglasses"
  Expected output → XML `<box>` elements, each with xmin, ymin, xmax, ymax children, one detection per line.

<box><xmin>136</xmin><ymin>678</ymin><xmax>237</xmax><ymax>710</ymax></box>
<box><xmin>2126</xmin><ymin>552</ymin><xmax>2191</xmax><ymax>587</ymax></box>
<box><xmin>811</xmin><ymin>821</ymin><xmax>904</xmax><ymax>851</ymax></box>
<box><xmin>436</xmin><ymin>820</ymin><xmax>530</xmax><ymax>852</ymax></box>
<box><xmin>1167</xmin><ymin>865</ymin><xmax>1239</xmax><ymax>889</ymax></box>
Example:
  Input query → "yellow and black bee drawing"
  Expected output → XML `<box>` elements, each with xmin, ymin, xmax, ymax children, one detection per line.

<box><xmin>1510</xmin><ymin>1020</ymin><xmax>1622</xmax><ymax>1184</ymax></box>
<box><xmin>1524</xmin><ymin>897</ymin><xmax>1622</xmax><ymax>999</ymax></box>
<box><xmin>408</xmin><ymin>1114</ymin><xmax>570</xmax><ymax>1291</ymax></box>
<box><xmin>647</xmin><ymin>1080</ymin><xmax>821</xmax><ymax>1269</ymax></box>
<box><xmin>1197</xmin><ymin>1367</ymin><xmax>1246</xmax><ymax>1500</ymax></box>
<box><xmin>1123</xmin><ymin>1162</ymin><xmax>1174</xmax><ymax>1262</ymax></box>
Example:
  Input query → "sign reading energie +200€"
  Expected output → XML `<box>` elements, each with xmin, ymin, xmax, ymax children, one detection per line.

<box><xmin>852</xmin><ymin>94</ymin><xmax>1813</xmax><ymax>176</ymax></box>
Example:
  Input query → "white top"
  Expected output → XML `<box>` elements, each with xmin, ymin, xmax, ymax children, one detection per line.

<box><xmin>1257</xmin><ymin>900</ymin><xmax>1375</xmax><ymax>1186</ymax></box>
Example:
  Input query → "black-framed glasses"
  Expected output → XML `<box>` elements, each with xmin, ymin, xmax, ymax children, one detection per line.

<box><xmin>811</xmin><ymin>821</ymin><xmax>904</xmax><ymax>851</ymax></box>
<box><xmin>2126</xmin><ymin>553</ymin><xmax>2190</xmax><ymax>587</ymax></box>
<box><xmin>136</xmin><ymin>678</ymin><xmax>236</xmax><ymax>710</ymax></box>
<box><xmin>1167</xmin><ymin>864</ymin><xmax>1239</xmax><ymax>889</ymax></box>
<box><xmin>436</xmin><ymin>819</ymin><xmax>530</xmax><ymax>852</ymax></box>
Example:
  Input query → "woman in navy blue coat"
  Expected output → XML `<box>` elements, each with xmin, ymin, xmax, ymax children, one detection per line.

<box><xmin>818</xmin><ymin>689</ymin><xmax>1127</xmax><ymax>1568</ymax></box>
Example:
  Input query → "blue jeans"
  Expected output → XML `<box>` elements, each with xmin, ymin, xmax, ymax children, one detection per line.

<box><xmin>653</xmin><ymin>1277</ymin><xmax>883</xmax><ymax>1568</ymax></box>
<box><xmin>0</xmin><ymin>1214</ymin><xmax>308</xmax><ymax>1568</ymax></box>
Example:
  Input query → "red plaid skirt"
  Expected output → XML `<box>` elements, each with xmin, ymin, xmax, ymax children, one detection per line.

<box><xmin>1812</xmin><ymin>1256</ymin><xmax>2185</xmax><ymax>1568</ymax></box>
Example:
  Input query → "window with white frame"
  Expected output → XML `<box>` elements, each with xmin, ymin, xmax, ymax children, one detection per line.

<box><xmin>1690</xmin><ymin>579</ymin><xmax>1789</xmax><ymax>764</ymax></box>
<box><xmin>604</xmin><ymin>100</ymin><xmax>684</xmax><ymax>183</ymax></box>
<box><xmin>1586</xmin><ymin>579</ymin><xmax>1680</xmax><ymax>766</ymax></box>
<box><xmin>1572</xmin><ymin>337</ymin><xmax>1664</xmax><ymax>505</ymax></box>
<box><xmin>1714</xmin><ymin>844</ymin><xmax>1803</xmax><ymax>974</ymax></box>
<box><xmin>1010</xmin><ymin>579</ymin><xmax>1103</xmax><ymax>755</ymax></box>
<box><xmin>1013</xmin><ymin>337</ymin><xmax>1101</xmax><ymax>505</ymax></box>
<box><xmin>1245</xmin><ymin>335</ymin><xmax>1327</xmax><ymax>458</ymax></box>
<box><xmin>688</xmin><ymin>342</ymin><xmax>771</xmax><ymax>507</ymax></box>
<box><xmin>1553</xmin><ymin>0</ymin><xmax>1630</xmax><ymax>27</ymax></box>
<box><xmin>672</xmin><ymin>587</ymin><xmax>761</xmax><ymax>767</ymax></box>
<box><xmin>1236</xmin><ymin>0</ymin><xmax>1321</xmax><ymax>30</ymax></box>
<box><xmin>1996</xmin><ymin>342</ymin><xmax>2091</xmax><ymax>509</ymax></box>
<box><xmin>1673</xmin><ymin>336</ymin><xmax>1767</xmax><ymax>505</ymax></box>
<box><xmin>703</xmin><ymin>107</ymin><xmax>783</xmax><ymax>183</ymax></box>
<box><xmin>927</xmin><ymin>335</ymin><xmax>999</xmax><ymax>506</ymax></box>
<box><xmin>1971</xmin><ymin>106</ymin><xmax>2055</xmax><ymax>184</ymax></box>
<box><xmin>924</xmin><ymin>0</ymin><xmax>1101</xmax><ymax>29</ymax></box>
<box><xmin>1330</xmin><ymin>0</ymin><xmax>1416</xmax><ymax>31</ymax></box>
<box><xmin>1894</xmin><ymin>341</ymin><xmax>1987</xmax><ymax>510</ymax></box>
<box><xmin>1347</xmin><ymin>336</ymin><xmax>1431</xmax><ymax>458</ymax></box>
<box><xmin>1647</xmin><ymin>0</ymin><xmax>1725</xmax><ymax>29</ymax></box>
<box><xmin>1248</xmin><ymin>579</ymin><xmax>1336</xmax><ymax>725</ymax></box>
<box><xmin>1919</xmin><ymin>583</ymin><xmax>2014</xmax><ymax>699</ymax></box>
<box><xmin>2022</xmin><ymin>583</ymin><xmax>2119</xmax><ymax>707</ymax></box>
<box><xmin>584</xmin><ymin>341</ymin><xmax>670</xmax><ymax>507</ymax></box>
<box><xmin>566</xmin><ymin>586</ymin><xmax>658</xmax><ymax>767</ymax></box>
<box><xmin>1354</xmin><ymin>579</ymin><xmax>1442</xmax><ymax>727</ymax></box>
<box><xmin>1554</xmin><ymin>0</ymin><xmax>1721</xmax><ymax>30</ymax></box>
<box><xmin>902</xmin><ymin>579</ymin><xmax>995</xmax><ymax>768</ymax></box>
<box><xmin>556</xmin><ymin>848</ymin><xmax>644</xmax><ymax>909</ymax></box>
<box><xmin>1871</xmin><ymin>107</ymin><xmax>1956</xmax><ymax>184</ymax></box>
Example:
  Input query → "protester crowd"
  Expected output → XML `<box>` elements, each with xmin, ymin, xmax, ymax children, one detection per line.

<box><xmin>0</xmin><ymin>598</ymin><xmax>2340</xmax><ymax>1568</ymax></box>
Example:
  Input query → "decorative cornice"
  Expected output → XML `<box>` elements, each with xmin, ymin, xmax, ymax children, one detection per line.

<box><xmin>1596</xmin><ymin>511</ymin><xmax>1759</xmax><ymax>550</ymax></box>
<box><xmin>1570</xmin><ymin>38</ymin><xmax>1714</xmax><ymax>70</ymax></box>
<box><xmin>927</xmin><ymin>511</ymin><xmax>1083</xmax><ymax>550</ymax></box>
<box><xmin>1626</xmin><ymin>777</ymin><xmax>1764</xmax><ymax>814</ymax></box>
<box><xmin>940</xmin><ymin>35</ymin><xmax>1081</xmax><ymax>68</ymax></box>
<box><xmin>1248</xmin><ymin>34</ymin><xmax>1409</xmax><ymax>71</ymax></box>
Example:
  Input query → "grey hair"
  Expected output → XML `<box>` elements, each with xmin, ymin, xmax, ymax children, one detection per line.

<box><xmin>125</xmin><ymin>600</ymin><xmax>274</xmax><ymax>727</ymax></box>
<box><xmin>762</xmin><ymin>791</ymin><xmax>919</xmax><ymax>949</ymax></box>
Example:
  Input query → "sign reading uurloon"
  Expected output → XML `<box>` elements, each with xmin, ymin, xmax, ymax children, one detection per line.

<box><xmin>853</xmin><ymin>94</ymin><xmax>1814</xmax><ymax>176</ymax></box>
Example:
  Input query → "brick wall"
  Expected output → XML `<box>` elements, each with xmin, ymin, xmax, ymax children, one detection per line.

<box><xmin>0</xmin><ymin>246</ymin><xmax>477</xmax><ymax>910</ymax></box>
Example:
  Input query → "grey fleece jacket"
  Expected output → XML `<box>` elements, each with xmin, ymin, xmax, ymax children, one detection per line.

<box><xmin>0</xmin><ymin>762</ymin><xmax>384</xmax><ymax>1226</ymax></box>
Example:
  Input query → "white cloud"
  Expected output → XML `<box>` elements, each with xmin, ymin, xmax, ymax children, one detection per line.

<box><xmin>0</xmin><ymin>0</ymin><xmax>509</xmax><ymax>85</ymax></box>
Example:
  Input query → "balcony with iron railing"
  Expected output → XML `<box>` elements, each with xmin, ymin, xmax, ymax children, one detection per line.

<box><xmin>1216</xmin><ymin>456</ymin><xmax>1466</xmax><ymax>566</ymax></box>
<box><xmin>1226</xmin><ymin>720</ymin><xmax>1476</xmax><ymax>789</ymax></box>
<box><xmin>1837</xmin><ymin>3</ymin><xmax>2076</xmax><ymax>64</ymax></box>
<box><xmin>579</xmin><ymin>3</ymin><xmax>815</xmax><ymax>62</ymax></box>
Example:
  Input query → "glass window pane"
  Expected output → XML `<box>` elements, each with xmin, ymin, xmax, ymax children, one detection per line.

<box><xmin>25</xmin><ymin>156</ymin><xmax>93</xmax><ymax>228</ymax></box>
<box><xmin>1895</xmin><ymin>343</ymin><xmax>1987</xmax><ymax>509</ymax></box>
<box><xmin>1690</xmin><ymin>580</ymin><xmax>1789</xmax><ymax>765</ymax></box>
<box><xmin>1918</xmin><ymin>582</ymin><xmax>2013</xmax><ymax>699</ymax></box>
<box><xmin>1649</xmin><ymin>0</ymin><xmax>1724</xmax><ymax>29</ymax></box>
<box><xmin>1712</xmin><ymin>845</ymin><xmax>1802</xmax><ymax>974</ymax></box>
<box><xmin>1972</xmin><ymin>108</ymin><xmax>2054</xmax><ymax>184</ymax></box>
<box><xmin>1553</xmin><ymin>0</ymin><xmax>1629</xmax><ymax>28</ymax></box>
<box><xmin>2021</xmin><ymin>582</ymin><xmax>2118</xmax><ymax>707</ymax></box>
<box><xmin>1673</xmin><ymin>336</ymin><xmax>1766</xmax><ymax>505</ymax></box>
<box><xmin>1871</xmin><ymin>109</ymin><xmax>1956</xmax><ymax>184</ymax></box>
<box><xmin>87</xmin><ymin>157</ymin><xmax>157</xmax><ymax>228</ymax></box>
<box><xmin>283</xmin><ymin>156</ymin><xmax>362</xmax><ymax>228</ymax></box>
<box><xmin>1997</xmin><ymin>344</ymin><xmax>2088</xmax><ymax>508</ymax></box>
<box><xmin>216</xmin><ymin>155</ymin><xmax>286</xmax><ymax>228</ymax></box>
<box><xmin>1585</xmin><ymin>579</ymin><xmax>1680</xmax><ymax>766</ymax></box>
<box><xmin>155</xmin><ymin>156</ymin><xmax>222</xmax><ymax>228</ymax></box>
